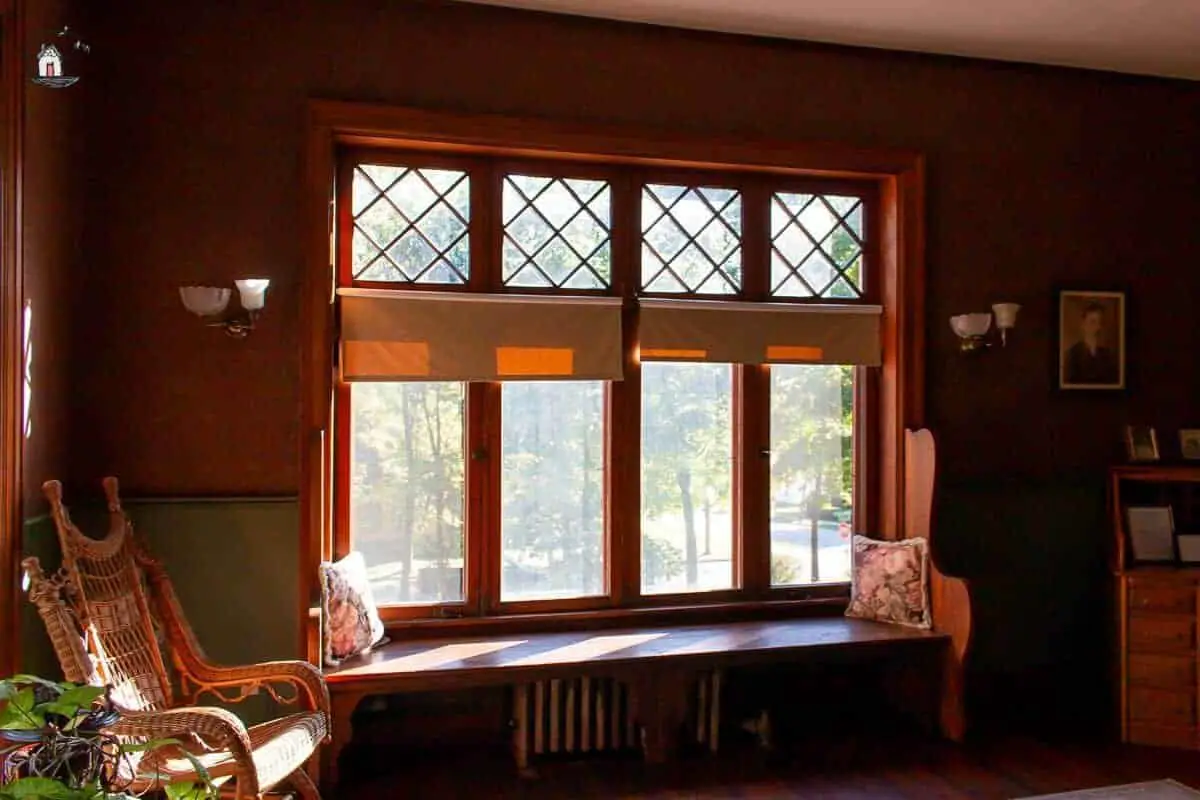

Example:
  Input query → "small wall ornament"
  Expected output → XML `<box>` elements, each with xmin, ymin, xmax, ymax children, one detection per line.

<box><xmin>33</xmin><ymin>27</ymin><xmax>89</xmax><ymax>88</ymax></box>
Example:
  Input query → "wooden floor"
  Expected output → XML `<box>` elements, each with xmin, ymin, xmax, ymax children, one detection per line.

<box><xmin>339</xmin><ymin>734</ymin><xmax>1200</xmax><ymax>799</ymax></box>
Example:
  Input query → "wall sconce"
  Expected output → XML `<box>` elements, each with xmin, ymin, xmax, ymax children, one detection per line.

<box><xmin>950</xmin><ymin>302</ymin><xmax>1020</xmax><ymax>352</ymax></box>
<box><xmin>179</xmin><ymin>279</ymin><xmax>270</xmax><ymax>338</ymax></box>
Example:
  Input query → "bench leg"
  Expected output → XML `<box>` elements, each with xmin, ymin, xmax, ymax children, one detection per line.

<box><xmin>630</xmin><ymin>669</ymin><xmax>691</xmax><ymax>764</ymax></box>
<box><xmin>511</xmin><ymin>683</ymin><xmax>531</xmax><ymax>773</ymax></box>
<box><xmin>322</xmin><ymin>690</ymin><xmax>367</xmax><ymax>791</ymax></box>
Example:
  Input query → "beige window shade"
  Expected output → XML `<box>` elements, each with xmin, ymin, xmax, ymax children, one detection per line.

<box><xmin>638</xmin><ymin>299</ymin><xmax>881</xmax><ymax>366</ymax></box>
<box><xmin>338</xmin><ymin>289</ymin><xmax>624</xmax><ymax>382</ymax></box>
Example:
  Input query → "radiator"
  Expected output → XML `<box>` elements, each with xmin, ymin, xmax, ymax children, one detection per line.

<box><xmin>511</xmin><ymin>672</ymin><xmax>721</xmax><ymax>769</ymax></box>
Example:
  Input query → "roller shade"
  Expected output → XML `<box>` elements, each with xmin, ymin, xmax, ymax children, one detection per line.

<box><xmin>638</xmin><ymin>299</ymin><xmax>881</xmax><ymax>366</ymax></box>
<box><xmin>339</xmin><ymin>289</ymin><xmax>624</xmax><ymax>382</ymax></box>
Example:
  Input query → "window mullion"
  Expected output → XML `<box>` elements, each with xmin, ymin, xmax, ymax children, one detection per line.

<box><xmin>739</xmin><ymin>181</ymin><xmax>771</xmax><ymax>596</ymax></box>
<box><xmin>467</xmin><ymin>381</ymin><xmax>502</xmax><ymax>615</ymax></box>
<box><xmin>610</xmin><ymin>172</ymin><xmax>641</xmax><ymax>606</ymax></box>
<box><xmin>738</xmin><ymin>365</ymin><xmax>770</xmax><ymax>595</ymax></box>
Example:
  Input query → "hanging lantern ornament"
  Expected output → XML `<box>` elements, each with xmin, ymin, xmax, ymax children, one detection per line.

<box><xmin>33</xmin><ymin>26</ymin><xmax>89</xmax><ymax>88</ymax></box>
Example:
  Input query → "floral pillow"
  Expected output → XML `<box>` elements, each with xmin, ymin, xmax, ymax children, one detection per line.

<box><xmin>319</xmin><ymin>551</ymin><xmax>386</xmax><ymax>666</ymax></box>
<box><xmin>844</xmin><ymin>535</ymin><xmax>932</xmax><ymax>630</ymax></box>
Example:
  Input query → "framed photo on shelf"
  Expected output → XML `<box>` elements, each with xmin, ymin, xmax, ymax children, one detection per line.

<box><xmin>1178</xmin><ymin>535</ymin><xmax>1200</xmax><ymax>564</ymax></box>
<box><xmin>1126</xmin><ymin>506</ymin><xmax>1175</xmax><ymax>563</ymax></box>
<box><xmin>1125</xmin><ymin>426</ymin><xmax>1160</xmax><ymax>462</ymax></box>
<box><xmin>1180</xmin><ymin>429</ymin><xmax>1200</xmax><ymax>461</ymax></box>
<box><xmin>1058</xmin><ymin>290</ymin><xmax>1125</xmax><ymax>390</ymax></box>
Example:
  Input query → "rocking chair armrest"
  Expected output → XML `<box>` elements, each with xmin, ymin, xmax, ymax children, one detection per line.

<box><xmin>108</xmin><ymin>705</ymin><xmax>259</xmax><ymax>796</ymax></box>
<box><xmin>108</xmin><ymin>704</ymin><xmax>255</xmax><ymax>761</ymax></box>
<box><xmin>182</xmin><ymin>658</ymin><xmax>331</xmax><ymax>718</ymax></box>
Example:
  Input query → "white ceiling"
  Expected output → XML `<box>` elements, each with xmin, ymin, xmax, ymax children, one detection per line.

<box><xmin>455</xmin><ymin>0</ymin><xmax>1200</xmax><ymax>80</ymax></box>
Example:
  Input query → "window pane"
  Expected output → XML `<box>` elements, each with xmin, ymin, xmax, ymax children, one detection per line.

<box><xmin>352</xmin><ymin>165</ymin><xmax>470</xmax><ymax>284</ymax></box>
<box><xmin>502</xmin><ymin>382</ymin><xmax>605</xmax><ymax>601</ymax></box>
<box><xmin>642</xmin><ymin>184</ymin><xmax>742</xmax><ymax>294</ymax></box>
<box><xmin>641</xmin><ymin>362</ymin><xmax>733</xmax><ymax>594</ymax></box>
<box><xmin>769</xmin><ymin>365</ymin><xmax>854</xmax><ymax>586</ymax></box>
<box><xmin>770</xmin><ymin>193</ymin><xmax>864</xmax><ymax>299</ymax></box>
<box><xmin>350</xmin><ymin>382</ymin><xmax>466</xmax><ymax>604</ymax></box>
<box><xmin>503</xmin><ymin>175</ymin><xmax>612</xmax><ymax>289</ymax></box>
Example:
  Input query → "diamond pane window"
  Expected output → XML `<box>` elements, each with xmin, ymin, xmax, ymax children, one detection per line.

<box><xmin>351</xmin><ymin>164</ymin><xmax>470</xmax><ymax>284</ymax></box>
<box><xmin>642</xmin><ymin>184</ymin><xmax>742</xmax><ymax>294</ymax></box>
<box><xmin>503</xmin><ymin>175</ymin><xmax>611</xmax><ymax>289</ymax></box>
<box><xmin>771</xmin><ymin>193</ymin><xmax>864</xmax><ymax>299</ymax></box>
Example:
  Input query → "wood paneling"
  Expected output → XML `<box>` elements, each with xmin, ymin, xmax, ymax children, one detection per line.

<box><xmin>76</xmin><ymin>0</ymin><xmax>1200</xmax><ymax>495</ymax></box>
<box><xmin>0</xmin><ymin>0</ymin><xmax>23</xmax><ymax>677</ymax></box>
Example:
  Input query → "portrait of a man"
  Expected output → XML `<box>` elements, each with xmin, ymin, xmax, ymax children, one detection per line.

<box><xmin>1059</xmin><ymin>291</ymin><xmax>1125</xmax><ymax>390</ymax></box>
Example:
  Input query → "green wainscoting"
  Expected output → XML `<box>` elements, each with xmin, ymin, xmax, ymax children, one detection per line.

<box><xmin>19</xmin><ymin>498</ymin><xmax>302</xmax><ymax>723</ymax></box>
<box><xmin>935</xmin><ymin>477</ymin><xmax>1114</xmax><ymax>737</ymax></box>
<box><xmin>20</xmin><ymin>514</ymin><xmax>60</xmax><ymax>679</ymax></box>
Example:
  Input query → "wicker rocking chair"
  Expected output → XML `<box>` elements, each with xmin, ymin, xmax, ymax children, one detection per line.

<box><xmin>23</xmin><ymin>478</ymin><xmax>329</xmax><ymax>799</ymax></box>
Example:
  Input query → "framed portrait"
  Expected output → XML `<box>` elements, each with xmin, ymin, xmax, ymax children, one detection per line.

<box><xmin>1181</xmin><ymin>429</ymin><xmax>1200</xmax><ymax>461</ymax></box>
<box><xmin>1125</xmin><ymin>425</ymin><xmax>1159</xmax><ymax>462</ymax></box>
<box><xmin>1058</xmin><ymin>290</ymin><xmax>1125</xmax><ymax>390</ymax></box>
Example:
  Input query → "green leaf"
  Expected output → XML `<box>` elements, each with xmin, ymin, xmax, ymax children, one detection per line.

<box><xmin>56</xmin><ymin>685</ymin><xmax>104</xmax><ymax>709</ymax></box>
<box><xmin>164</xmin><ymin>783</ymin><xmax>209</xmax><ymax>800</ymax></box>
<box><xmin>6</xmin><ymin>675</ymin><xmax>66</xmax><ymax>692</ymax></box>
<box><xmin>0</xmin><ymin>776</ymin><xmax>87</xmax><ymax>798</ymax></box>
<box><xmin>0</xmin><ymin>689</ymin><xmax>45</xmax><ymax>729</ymax></box>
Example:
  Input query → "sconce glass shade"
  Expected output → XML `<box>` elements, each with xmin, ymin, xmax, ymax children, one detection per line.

<box><xmin>992</xmin><ymin>303</ymin><xmax>1021</xmax><ymax>330</ymax></box>
<box><xmin>179</xmin><ymin>286</ymin><xmax>231</xmax><ymax>317</ymax></box>
<box><xmin>235</xmin><ymin>279</ymin><xmax>270</xmax><ymax>311</ymax></box>
<box><xmin>949</xmin><ymin>313</ymin><xmax>992</xmax><ymax>339</ymax></box>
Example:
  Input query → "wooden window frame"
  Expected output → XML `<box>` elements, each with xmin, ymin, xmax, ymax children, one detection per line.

<box><xmin>0</xmin><ymin>0</ymin><xmax>24</xmax><ymax>677</ymax></box>
<box><xmin>301</xmin><ymin>101</ymin><xmax>925</xmax><ymax>649</ymax></box>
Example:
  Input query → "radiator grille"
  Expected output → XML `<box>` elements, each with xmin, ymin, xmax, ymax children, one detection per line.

<box><xmin>511</xmin><ymin>672</ymin><xmax>721</xmax><ymax>768</ymax></box>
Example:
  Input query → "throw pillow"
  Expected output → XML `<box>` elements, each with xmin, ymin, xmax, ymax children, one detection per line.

<box><xmin>320</xmin><ymin>551</ymin><xmax>386</xmax><ymax>666</ymax></box>
<box><xmin>844</xmin><ymin>535</ymin><xmax>932</xmax><ymax>630</ymax></box>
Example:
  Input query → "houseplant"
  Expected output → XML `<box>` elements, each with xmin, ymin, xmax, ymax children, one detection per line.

<box><xmin>0</xmin><ymin>675</ymin><xmax>214</xmax><ymax>800</ymax></box>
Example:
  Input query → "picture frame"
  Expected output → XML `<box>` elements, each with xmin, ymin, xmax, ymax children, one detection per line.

<box><xmin>1125</xmin><ymin>426</ymin><xmax>1160</xmax><ymax>462</ymax></box>
<box><xmin>1180</xmin><ymin>429</ymin><xmax>1200</xmax><ymax>461</ymax></box>
<box><xmin>1178</xmin><ymin>535</ymin><xmax>1200</xmax><ymax>564</ymax></box>
<box><xmin>1058</xmin><ymin>290</ymin><xmax>1125</xmax><ymax>390</ymax></box>
<box><xmin>1126</xmin><ymin>505</ymin><xmax>1175</xmax><ymax>563</ymax></box>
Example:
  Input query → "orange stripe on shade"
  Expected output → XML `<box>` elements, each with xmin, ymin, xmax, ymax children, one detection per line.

<box><xmin>496</xmin><ymin>346</ymin><xmax>575</xmax><ymax>376</ymax></box>
<box><xmin>640</xmin><ymin>348</ymin><xmax>709</xmax><ymax>360</ymax></box>
<box><xmin>765</xmin><ymin>345</ymin><xmax>824</xmax><ymax>362</ymax></box>
<box><xmin>343</xmin><ymin>341</ymin><xmax>430</xmax><ymax>377</ymax></box>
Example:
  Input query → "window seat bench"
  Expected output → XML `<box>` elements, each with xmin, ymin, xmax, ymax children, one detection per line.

<box><xmin>318</xmin><ymin>616</ymin><xmax>957</xmax><ymax>787</ymax></box>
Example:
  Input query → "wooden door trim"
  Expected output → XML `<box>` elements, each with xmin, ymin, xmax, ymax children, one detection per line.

<box><xmin>1</xmin><ymin>0</ymin><xmax>25</xmax><ymax>677</ymax></box>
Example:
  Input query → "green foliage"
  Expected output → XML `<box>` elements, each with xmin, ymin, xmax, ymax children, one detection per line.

<box><xmin>0</xmin><ymin>676</ymin><xmax>216</xmax><ymax>800</ymax></box>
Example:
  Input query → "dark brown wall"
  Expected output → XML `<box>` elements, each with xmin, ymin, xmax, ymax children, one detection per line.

<box><xmin>21</xmin><ymin>0</ymin><xmax>85</xmax><ymax>513</ymax></box>
<box><xmin>75</xmin><ymin>0</ymin><xmax>1200</xmax><ymax>730</ymax></box>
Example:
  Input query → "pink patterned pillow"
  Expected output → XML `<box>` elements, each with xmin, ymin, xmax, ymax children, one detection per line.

<box><xmin>320</xmin><ymin>551</ymin><xmax>386</xmax><ymax>666</ymax></box>
<box><xmin>844</xmin><ymin>535</ymin><xmax>932</xmax><ymax>630</ymax></box>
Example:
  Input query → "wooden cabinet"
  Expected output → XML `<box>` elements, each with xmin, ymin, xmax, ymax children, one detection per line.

<box><xmin>1114</xmin><ymin>466</ymin><xmax>1200</xmax><ymax>749</ymax></box>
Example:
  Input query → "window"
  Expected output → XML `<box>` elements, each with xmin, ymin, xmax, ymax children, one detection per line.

<box><xmin>321</xmin><ymin>122</ymin><xmax>915</xmax><ymax>628</ymax></box>
<box><xmin>769</xmin><ymin>365</ymin><xmax>854</xmax><ymax>586</ymax></box>
<box><xmin>641</xmin><ymin>362</ymin><xmax>734</xmax><ymax>594</ymax></box>
<box><xmin>349</xmin><ymin>382</ymin><xmax>466</xmax><ymax>605</ymax></box>
<box><xmin>642</xmin><ymin>184</ymin><xmax>741</xmax><ymax>294</ymax></box>
<box><xmin>502</xmin><ymin>381</ymin><xmax>605</xmax><ymax>600</ymax></box>
<box><xmin>350</xmin><ymin>164</ymin><xmax>470</xmax><ymax>284</ymax></box>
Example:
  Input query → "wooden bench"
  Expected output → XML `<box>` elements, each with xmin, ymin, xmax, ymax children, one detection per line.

<box><xmin>320</xmin><ymin>616</ymin><xmax>956</xmax><ymax>785</ymax></box>
<box><xmin>314</xmin><ymin>429</ymin><xmax>972</xmax><ymax>788</ymax></box>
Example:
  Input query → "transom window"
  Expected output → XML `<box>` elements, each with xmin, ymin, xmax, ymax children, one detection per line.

<box><xmin>334</xmin><ymin>153</ymin><xmax>881</xmax><ymax>622</ymax></box>
<box><xmin>771</xmin><ymin>192</ymin><xmax>865</xmax><ymax>299</ymax></box>
<box><xmin>351</xmin><ymin>164</ymin><xmax>471</xmax><ymax>284</ymax></box>
<box><xmin>502</xmin><ymin>175</ymin><xmax>612</xmax><ymax>290</ymax></box>
<box><xmin>641</xmin><ymin>184</ymin><xmax>742</xmax><ymax>294</ymax></box>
